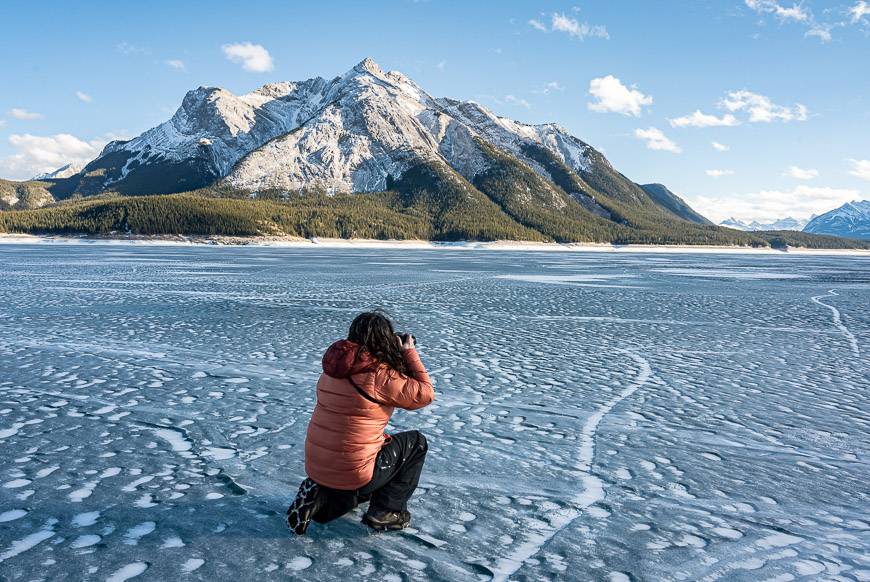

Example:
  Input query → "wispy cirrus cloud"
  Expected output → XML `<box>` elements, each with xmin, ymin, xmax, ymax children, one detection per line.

<box><xmin>743</xmin><ymin>0</ymin><xmax>868</xmax><ymax>42</ymax></box>
<box><xmin>165</xmin><ymin>59</ymin><xmax>186</xmax><ymax>71</ymax></box>
<box><xmin>531</xmin><ymin>81</ymin><xmax>564</xmax><ymax>95</ymax></box>
<box><xmin>76</xmin><ymin>91</ymin><xmax>92</xmax><ymax>103</ymax></box>
<box><xmin>706</xmin><ymin>169</ymin><xmax>735</xmax><ymax>178</ymax></box>
<box><xmin>745</xmin><ymin>0</ymin><xmax>809</xmax><ymax>22</ymax></box>
<box><xmin>528</xmin><ymin>12</ymin><xmax>609</xmax><ymax>40</ymax></box>
<box><xmin>115</xmin><ymin>42</ymin><xmax>150</xmax><ymax>56</ymax></box>
<box><xmin>222</xmin><ymin>42</ymin><xmax>274</xmax><ymax>72</ymax></box>
<box><xmin>528</xmin><ymin>18</ymin><xmax>547</xmax><ymax>31</ymax></box>
<box><xmin>850</xmin><ymin>1</ymin><xmax>870</xmax><ymax>23</ymax></box>
<box><xmin>9</xmin><ymin>108</ymin><xmax>43</xmax><ymax>120</ymax></box>
<box><xmin>587</xmin><ymin>76</ymin><xmax>651</xmax><ymax>117</ymax></box>
<box><xmin>634</xmin><ymin>127</ymin><xmax>681</xmax><ymax>153</ymax></box>
<box><xmin>712</xmin><ymin>141</ymin><xmax>730</xmax><ymax>152</ymax></box>
<box><xmin>504</xmin><ymin>95</ymin><xmax>531</xmax><ymax>109</ymax></box>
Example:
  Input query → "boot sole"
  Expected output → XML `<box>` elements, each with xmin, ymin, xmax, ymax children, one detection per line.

<box><xmin>362</xmin><ymin>516</ymin><xmax>410</xmax><ymax>531</ymax></box>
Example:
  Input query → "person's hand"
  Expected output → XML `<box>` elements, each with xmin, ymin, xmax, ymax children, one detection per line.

<box><xmin>397</xmin><ymin>333</ymin><xmax>416</xmax><ymax>350</ymax></box>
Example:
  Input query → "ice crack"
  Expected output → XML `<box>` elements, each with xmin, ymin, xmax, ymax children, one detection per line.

<box><xmin>491</xmin><ymin>350</ymin><xmax>652</xmax><ymax>581</ymax></box>
<box><xmin>811</xmin><ymin>289</ymin><xmax>860</xmax><ymax>357</ymax></box>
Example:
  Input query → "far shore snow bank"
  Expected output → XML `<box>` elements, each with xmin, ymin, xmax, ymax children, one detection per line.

<box><xmin>1</xmin><ymin>233</ymin><xmax>869</xmax><ymax>256</ymax></box>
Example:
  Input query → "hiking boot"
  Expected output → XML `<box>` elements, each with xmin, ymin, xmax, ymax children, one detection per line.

<box><xmin>362</xmin><ymin>508</ymin><xmax>411</xmax><ymax>531</ymax></box>
<box><xmin>287</xmin><ymin>478</ymin><xmax>324</xmax><ymax>535</ymax></box>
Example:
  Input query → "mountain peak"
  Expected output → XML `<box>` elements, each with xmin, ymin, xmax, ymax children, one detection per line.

<box><xmin>33</xmin><ymin>163</ymin><xmax>83</xmax><ymax>180</ymax></box>
<box><xmin>804</xmin><ymin>199</ymin><xmax>870</xmax><ymax>239</ymax></box>
<box><xmin>353</xmin><ymin>57</ymin><xmax>383</xmax><ymax>76</ymax></box>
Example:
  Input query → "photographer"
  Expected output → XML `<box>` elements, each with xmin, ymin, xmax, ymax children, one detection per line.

<box><xmin>288</xmin><ymin>311</ymin><xmax>435</xmax><ymax>534</ymax></box>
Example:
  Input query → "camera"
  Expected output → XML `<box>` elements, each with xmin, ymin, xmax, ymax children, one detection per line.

<box><xmin>397</xmin><ymin>332</ymin><xmax>416</xmax><ymax>346</ymax></box>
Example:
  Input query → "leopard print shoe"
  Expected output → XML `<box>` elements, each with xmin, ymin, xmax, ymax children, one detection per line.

<box><xmin>287</xmin><ymin>478</ymin><xmax>323</xmax><ymax>535</ymax></box>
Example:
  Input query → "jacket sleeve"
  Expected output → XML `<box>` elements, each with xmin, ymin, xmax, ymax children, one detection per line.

<box><xmin>375</xmin><ymin>348</ymin><xmax>435</xmax><ymax>410</ymax></box>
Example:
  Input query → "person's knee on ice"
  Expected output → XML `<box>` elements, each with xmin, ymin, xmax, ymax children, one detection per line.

<box><xmin>287</xmin><ymin>311</ymin><xmax>435</xmax><ymax>535</ymax></box>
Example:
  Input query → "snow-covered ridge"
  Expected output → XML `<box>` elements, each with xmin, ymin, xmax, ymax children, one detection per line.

<box><xmin>32</xmin><ymin>163</ymin><xmax>83</xmax><ymax>180</ymax></box>
<box><xmin>87</xmin><ymin>58</ymin><xmax>594</xmax><ymax>194</ymax></box>
<box><xmin>803</xmin><ymin>200</ymin><xmax>870</xmax><ymax>240</ymax></box>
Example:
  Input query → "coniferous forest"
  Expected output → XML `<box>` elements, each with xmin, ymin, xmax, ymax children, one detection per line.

<box><xmin>1</xmin><ymin>186</ymin><xmax>867</xmax><ymax>249</ymax></box>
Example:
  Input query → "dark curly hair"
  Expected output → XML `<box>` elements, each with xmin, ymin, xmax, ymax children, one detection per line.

<box><xmin>347</xmin><ymin>311</ymin><xmax>407</xmax><ymax>375</ymax></box>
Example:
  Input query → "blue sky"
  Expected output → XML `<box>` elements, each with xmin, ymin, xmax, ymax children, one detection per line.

<box><xmin>1</xmin><ymin>0</ymin><xmax>868</xmax><ymax>222</ymax></box>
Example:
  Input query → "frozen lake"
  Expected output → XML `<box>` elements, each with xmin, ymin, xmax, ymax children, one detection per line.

<box><xmin>0</xmin><ymin>244</ymin><xmax>868</xmax><ymax>581</ymax></box>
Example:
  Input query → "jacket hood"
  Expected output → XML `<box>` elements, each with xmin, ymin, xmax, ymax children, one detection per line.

<box><xmin>322</xmin><ymin>339</ymin><xmax>377</xmax><ymax>378</ymax></box>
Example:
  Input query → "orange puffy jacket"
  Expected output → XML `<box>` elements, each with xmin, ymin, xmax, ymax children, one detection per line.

<box><xmin>304</xmin><ymin>339</ymin><xmax>435</xmax><ymax>490</ymax></box>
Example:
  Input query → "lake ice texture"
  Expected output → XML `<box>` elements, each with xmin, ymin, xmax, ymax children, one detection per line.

<box><xmin>0</xmin><ymin>244</ymin><xmax>868</xmax><ymax>581</ymax></box>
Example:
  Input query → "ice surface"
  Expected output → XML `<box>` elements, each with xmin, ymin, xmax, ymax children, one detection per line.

<box><xmin>0</xmin><ymin>244</ymin><xmax>868</xmax><ymax>580</ymax></box>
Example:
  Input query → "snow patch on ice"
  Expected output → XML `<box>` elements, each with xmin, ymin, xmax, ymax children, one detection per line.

<box><xmin>0</xmin><ymin>509</ymin><xmax>28</xmax><ymax>522</ymax></box>
<box><xmin>287</xmin><ymin>556</ymin><xmax>312</xmax><ymax>571</ymax></box>
<box><xmin>106</xmin><ymin>562</ymin><xmax>148</xmax><ymax>582</ymax></box>
<box><xmin>182</xmin><ymin>558</ymin><xmax>205</xmax><ymax>572</ymax></box>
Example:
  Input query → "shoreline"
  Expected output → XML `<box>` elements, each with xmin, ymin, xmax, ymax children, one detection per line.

<box><xmin>1</xmin><ymin>233</ymin><xmax>869</xmax><ymax>256</ymax></box>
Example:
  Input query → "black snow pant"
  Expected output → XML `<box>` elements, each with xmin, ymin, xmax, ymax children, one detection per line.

<box><xmin>313</xmin><ymin>430</ymin><xmax>428</xmax><ymax>524</ymax></box>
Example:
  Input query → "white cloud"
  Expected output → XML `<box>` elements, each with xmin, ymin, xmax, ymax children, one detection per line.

<box><xmin>530</xmin><ymin>13</ymin><xmax>608</xmax><ymax>39</ymax></box>
<box><xmin>689</xmin><ymin>185</ymin><xmax>861</xmax><ymax>223</ymax></box>
<box><xmin>785</xmin><ymin>165</ymin><xmax>818</xmax><ymax>180</ymax></box>
<box><xmin>848</xmin><ymin>159</ymin><xmax>870</xmax><ymax>181</ymax></box>
<box><xmin>0</xmin><ymin>132</ymin><xmax>121</xmax><ymax>180</ymax></box>
<box><xmin>587</xmin><ymin>75</ymin><xmax>652</xmax><ymax>117</ymax></box>
<box><xmin>115</xmin><ymin>42</ymin><xmax>150</xmax><ymax>56</ymax></box>
<box><xmin>10</xmin><ymin>108</ymin><xmax>43</xmax><ymax>120</ymax></box>
<box><xmin>76</xmin><ymin>91</ymin><xmax>92</xmax><ymax>103</ymax></box>
<box><xmin>720</xmin><ymin>90</ymin><xmax>808</xmax><ymax>123</ymax></box>
<box><xmin>551</xmin><ymin>12</ymin><xmax>609</xmax><ymax>39</ymax></box>
<box><xmin>166</xmin><ymin>59</ymin><xmax>186</xmax><ymax>71</ymax></box>
<box><xmin>745</xmin><ymin>0</ymin><xmax>809</xmax><ymax>22</ymax></box>
<box><xmin>531</xmin><ymin>81</ymin><xmax>564</xmax><ymax>95</ymax></box>
<box><xmin>712</xmin><ymin>141</ymin><xmax>730</xmax><ymax>152</ymax></box>
<box><xmin>744</xmin><ymin>0</ymin><xmax>841</xmax><ymax>42</ymax></box>
<box><xmin>670</xmin><ymin>110</ymin><xmax>740</xmax><ymax>128</ymax></box>
<box><xmin>222</xmin><ymin>42</ymin><xmax>274</xmax><ymax>73</ymax></box>
<box><xmin>805</xmin><ymin>24</ymin><xmax>833</xmax><ymax>41</ymax></box>
<box><xmin>706</xmin><ymin>169</ymin><xmax>735</xmax><ymax>177</ymax></box>
<box><xmin>850</xmin><ymin>1</ymin><xmax>870</xmax><ymax>23</ymax></box>
<box><xmin>504</xmin><ymin>95</ymin><xmax>531</xmax><ymax>109</ymax></box>
<box><xmin>634</xmin><ymin>127</ymin><xmax>681</xmax><ymax>153</ymax></box>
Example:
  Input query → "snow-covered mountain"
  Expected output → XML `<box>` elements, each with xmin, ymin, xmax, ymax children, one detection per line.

<box><xmin>803</xmin><ymin>200</ymin><xmax>870</xmax><ymax>240</ymax></box>
<box><xmin>70</xmin><ymin>58</ymin><xmax>601</xmax><ymax>198</ymax></box>
<box><xmin>33</xmin><ymin>163</ymin><xmax>83</xmax><ymax>180</ymax></box>
<box><xmin>55</xmin><ymin>58</ymin><xmax>707</xmax><ymax>227</ymax></box>
<box><xmin>720</xmin><ymin>216</ymin><xmax>809</xmax><ymax>231</ymax></box>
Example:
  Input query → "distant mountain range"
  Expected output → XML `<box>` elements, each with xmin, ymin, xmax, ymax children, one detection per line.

<box><xmin>32</xmin><ymin>163</ymin><xmax>83</xmax><ymax>180</ymax></box>
<box><xmin>803</xmin><ymin>200</ymin><xmax>870</xmax><ymax>240</ymax></box>
<box><xmin>1</xmin><ymin>59</ymin><xmax>867</xmax><ymax>249</ymax></box>
<box><xmin>720</xmin><ymin>216</ymin><xmax>810</xmax><ymax>231</ymax></box>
